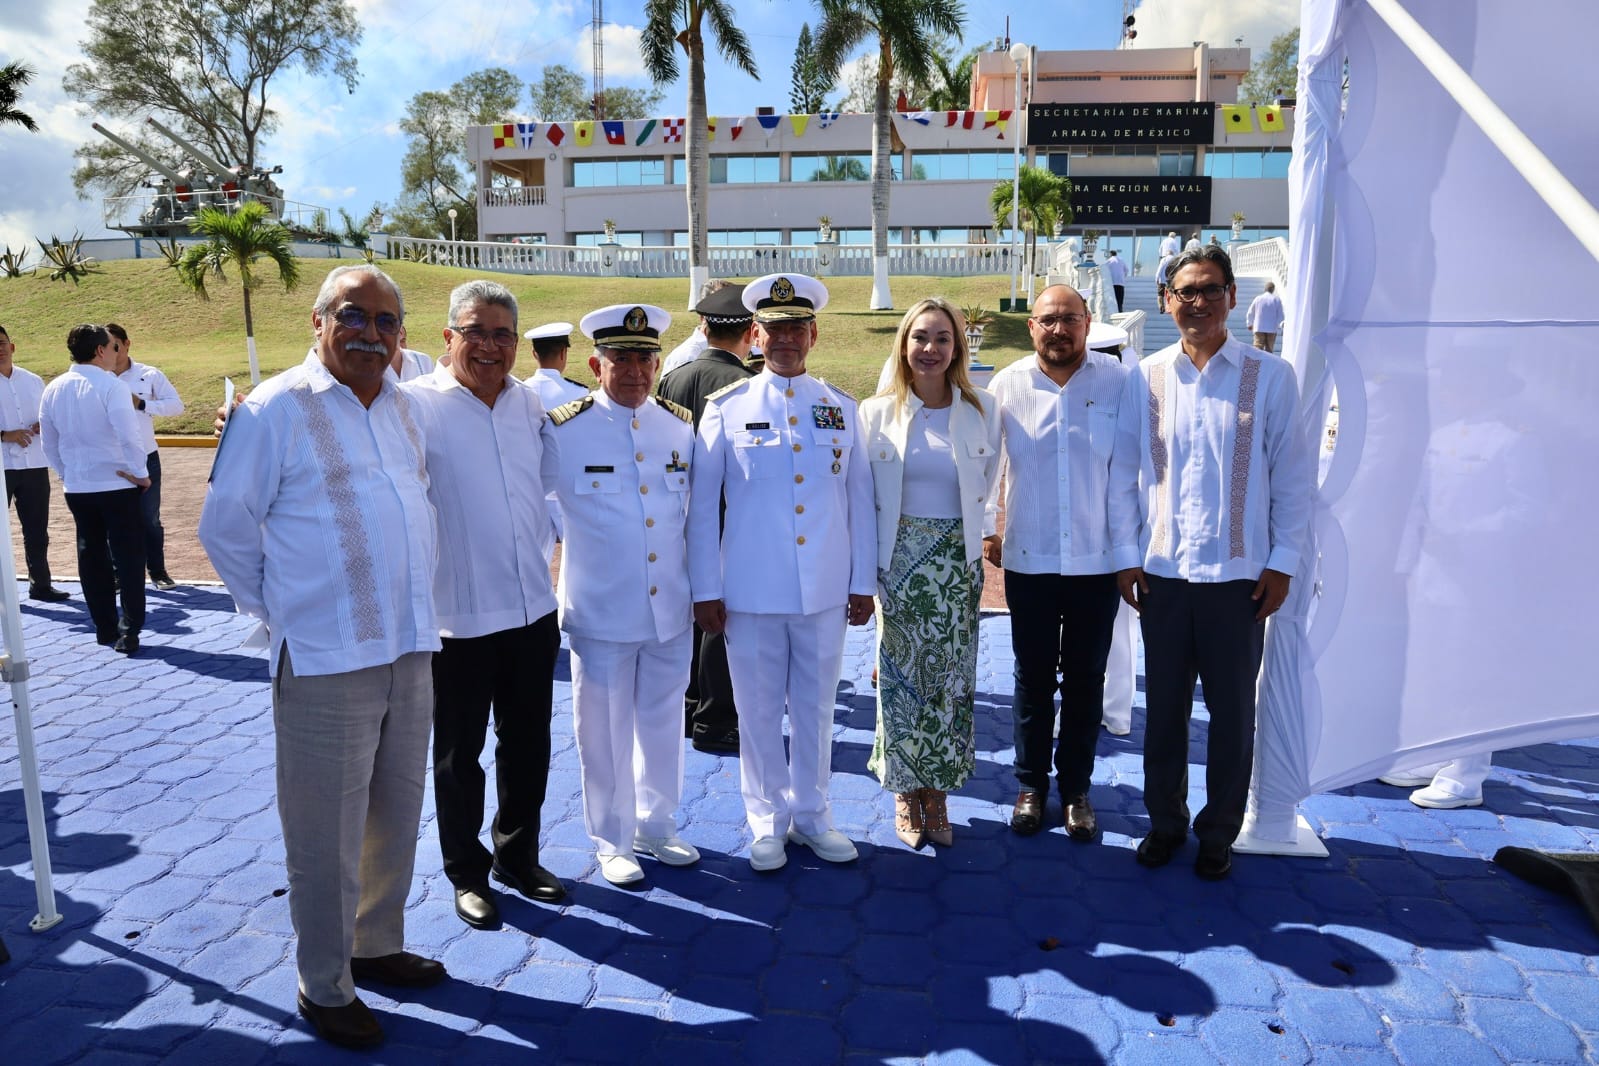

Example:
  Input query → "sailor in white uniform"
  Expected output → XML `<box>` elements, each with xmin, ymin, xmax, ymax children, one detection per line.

<box><xmin>543</xmin><ymin>303</ymin><xmax>701</xmax><ymax>887</ymax></box>
<box><xmin>525</xmin><ymin>321</ymin><xmax>589</xmax><ymax>552</ymax></box>
<box><xmin>688</xmin><ymin>273</ymin><xmax>877</xmax><ymax>872</ymax></box>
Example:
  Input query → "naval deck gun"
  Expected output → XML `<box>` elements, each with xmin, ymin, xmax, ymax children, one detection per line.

<box><xmin>145</xmin><ymin>117</ymin><xmax>286</xmax><ymax>216</ymax></box>
<box><xmin>91</xmin><ymin>121</ymin><xmax>215</xmax><ymax>233</ymax></box>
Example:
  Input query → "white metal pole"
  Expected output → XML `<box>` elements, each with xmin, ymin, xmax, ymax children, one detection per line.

<box><xmin>1008</xmin><ymin>43</ymin><xmax>1028</xmax><ymax>311</ymax></box>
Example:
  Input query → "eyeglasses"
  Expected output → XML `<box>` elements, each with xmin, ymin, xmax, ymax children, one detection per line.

<box><xmin>1169</xmin><ymin>284</ymin><xmax>1229</xmax><ymax>304</ymax></box>
<box><xmin>450</xmin><ymin>326</ymin><xmax>519</xmax><ymax>349</ymax></box>
<box><xmin>332</xmin><ymin>306</ymin><xmax>402</xmax><ymax>335</ymax></box>
<box><xmin>1032</xmin><ymin>313</ymin><xmax>1086</xmax><ymax>330</ymax></box>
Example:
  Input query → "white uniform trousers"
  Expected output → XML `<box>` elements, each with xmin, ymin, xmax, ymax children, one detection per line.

<box><xmin>1102</xmin><ymin>600</ymin><xmax>1139</xmax><ymax>732</ymax></box>
<box><xmin>570</xmin><ymin>629</ymin><xmax>693</xmax><ymax>856</ymax></box>
<box><xmin>724</xmin><ymin>608</ymin><xmax>848</xmax><ymax>839</ymax></box>
<box><xmin>1397</xmin><ymin>752</ymin><xmax>1494</xmax><ymax>800</ymax></box>
<box><xmin>272</xmin><ymin>648</ymin><xmax>433</xmax><ymax>1007</ymax></box>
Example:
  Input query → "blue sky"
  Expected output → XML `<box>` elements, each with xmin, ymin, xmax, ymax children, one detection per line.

<box><xmin>0</xmin><ymin>0</ymin><xmax>1296</xmax><ymax>251</ymax></box>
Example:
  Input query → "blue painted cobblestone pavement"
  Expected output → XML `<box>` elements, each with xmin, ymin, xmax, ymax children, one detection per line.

<box><xmin>2</xmin><ymin>582</ymin><xmax>1597</xmax><ymax>1064</ymax></box>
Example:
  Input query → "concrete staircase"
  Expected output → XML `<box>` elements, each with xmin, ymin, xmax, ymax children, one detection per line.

<box><xmin>1117</xmin><ymin>274</ymin><xmax>1268</xmax><ymax>357</ymax></box>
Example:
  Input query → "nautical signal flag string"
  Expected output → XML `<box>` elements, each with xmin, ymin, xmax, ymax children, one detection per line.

<box><xmin>486</xmin><ymin>109</ymin><xmax>1030</xmax><ymax>150</ymax></box>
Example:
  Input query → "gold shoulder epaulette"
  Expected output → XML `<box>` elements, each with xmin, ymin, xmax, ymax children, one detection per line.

<box><xmin>813</xmin><ymin>376</ymin><xmax>856</xmax><ymax>402</ymax></box>
<box><xmin>654</xmin><ymin>396</ymin><xmax>693</xmax><ymax>422</ymax></box>
<box><xmin>706</xmin><ymin>378</ymin><xmax>751</xmax><ymax>402</ymax></box>
<box><xmin>549</xmin><ymin>395</ymin><xmax>594</xmax><ymax>425</ymax></box>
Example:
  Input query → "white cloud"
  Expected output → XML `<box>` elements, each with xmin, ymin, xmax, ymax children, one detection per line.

<box><xmin>572</xmin><ymin>22</ymin><xmax>650</xmax><ymax>82</ymax></box>
<box><xmin>1128</xmin><ymin>0</ymin><xmax>1299</xmax><ymax>52</ymax></box>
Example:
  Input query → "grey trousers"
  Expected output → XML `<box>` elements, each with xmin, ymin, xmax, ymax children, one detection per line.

<box><xmin>273</xmin><ymin>646</ymin><xmax>433</xmax><ymax>1006</ymax></box>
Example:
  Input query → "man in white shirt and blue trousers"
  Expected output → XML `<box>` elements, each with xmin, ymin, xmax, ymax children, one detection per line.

<box><xmin>543</xmin><ymin>303</ymin><xmax>702</xmax><ymax>887</ymax></box>
<box><xmin>1111</xmin><ymin>246</ymin><xmax>1314</xmax><ymax>881</ymax></box>
<box><xmin>987</xmin><ymin>285</ymin><xmax>1130</xmax><ymax>842</ymax></box>
<box><xmin>403</xmin><ymin>281</ymin><xmax>568</xmax><ymax>930</ymax></box>
<box><xmin>688</xmin><ymin>273</ymin><xmax>877</xmax><ymax>873</ymax></box>
<box><xmin>200</xmin><ymin>265</ymin><xmax>447</xmax><ymax>1050</ymax></box>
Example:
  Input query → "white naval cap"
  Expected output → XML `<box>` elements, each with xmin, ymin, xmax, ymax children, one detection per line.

<box><xmin>743</xmin><ymin>272</ymin><xmax>829</xmax><ymax>322</ymax></box>
<box><xmin>524</xmin><ymin>321</ymin><xmax>574</xmax><ymax>342</ymax></box>
<box><xmin>1087</xmin><ymin>319</ymin><xmax>1129</xmax><ymax>353</ymax></box>
<box><xmin>579</xmin><ymin>304</ymin><xmax>672</xmax><ymax>352</ymax></box>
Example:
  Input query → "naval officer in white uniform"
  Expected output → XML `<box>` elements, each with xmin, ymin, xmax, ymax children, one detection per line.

<box><xmin>688</xmin><ymin>273</ymin><xmax>877</xmax><ymax>872</ymax></box>
<box><xmin>543</xmin><ymin>304</ymin><xmax>702</xmax><ymax>887</ymax></box>
<box><xmin>524</xmin><ymin>321</ymin><xmax>588</xmax><ymax>552</ymax></box>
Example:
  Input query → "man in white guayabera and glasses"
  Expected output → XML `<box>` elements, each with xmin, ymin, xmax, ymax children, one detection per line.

<box><xmin>200</xmin><ymin>264</ymin><xmax>445</xmax><ymax>1050</ymax></box>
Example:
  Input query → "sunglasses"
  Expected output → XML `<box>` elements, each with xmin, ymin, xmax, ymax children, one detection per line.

<box><xmin>331</xmin><ymin>306</ymin><xmax>402</xmax><ymax>335</ymax></box>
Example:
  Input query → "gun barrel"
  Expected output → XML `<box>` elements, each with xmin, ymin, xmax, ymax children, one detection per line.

<box><xmin>145</xmin><ymin>117</ymin><xmax>237</xmax><ymax>179</ymax></box>
<box><xmin>92</xmin><ymin>122</ymin><xmax>185</xmax><ymax>183</ymax></box>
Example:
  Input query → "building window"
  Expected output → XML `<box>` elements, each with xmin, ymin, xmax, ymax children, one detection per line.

<box><xmin>910</xmin><ymin>151</ymin><xmax>1016</xmax><ymax>181</ymax></box>
<box><xmin>571</xmin><ymin>159</ymin><xmax>665</xmax><ymax>187</ymax></box>
<box><xmin>1204</xmin><ymin>148</ymin><xmax>1291</xmax><ymax>179</ymax></box>
<box><xmin>790</xmin><ymin>154</ymin><xmax>873</xmax><ymax>182</ymax></box>
<box><xmin>670</xmin><ymin>155</ymin><xmax>780</xmax><ymax>184</ymax></box>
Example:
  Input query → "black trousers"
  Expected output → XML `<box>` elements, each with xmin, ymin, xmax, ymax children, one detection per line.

<box><xmin>1139</xmin><ymin>575</ymin><xmax>1265</xmax><ymax>847</ymax></box>
<box><xmin>64</xmin><ymin>488</ymin><xmax>145</xmax><ymax>641</ymax></box>
<box><xmin>431</xmin><ymin>611</ymin><xmax>559</xmax><ymax>888</ymax></box>
<box><xmin>139</xmin><ymin>450</ymin><xmax>166</xmax><ymax>579</ymax></box>
<box><xmin>1006</xmin><ymin>570</ymin><xmax>1121</xmax><ymax>797</ymax></box>
<box><xmin>684</xmin><ymin>623</ymin><xmax>739</xmax><ymax>741</ymax></box>
<box><xmin>1112</xmin><ymin>284</ymin><xmax>1126</xmax><ymax>313</ymax></box>
<box><xmin>5</xmin><ymin>467</ymin><xmax>53</xmax><ymax>591</ymax></box>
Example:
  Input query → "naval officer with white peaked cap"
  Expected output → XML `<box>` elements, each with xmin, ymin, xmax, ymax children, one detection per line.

<box><xmin>542</xmin><ymin>303</ymin><xmax>702</xmax><ymax>887</ymax></box>
<box><xmin>688</xmin><ymin>272</ymin><xmax>877</xmax><ymax>872</ymax></box>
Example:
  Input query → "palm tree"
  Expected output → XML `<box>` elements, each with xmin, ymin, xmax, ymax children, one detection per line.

<box><xmin>990</xmin><ymin>165</ymin><xmax>1072</xmax><ymax>298</ymax></box>
<box><xmin>175</xmin><ymin>202</ymin><xmax>299</xmax><ymax>385</ymax></box>
<box><xmin>923</xmin><ymin>47</ymin><xmax>979</xmax><ymax>113</ymax></box>
<box><xmin>0</xmin><ymin>62</ymin><xmax>39</xmax><ymax>132</ymax></box>
<box><xmin>816</xmin><ymin>0</ymin><xmax>965</xmax><ymax>310</ymax></box>
<box><xmin>641</xmin><ymin>1</ymin><xmax>759</xmax><ymax>307</ymax></box>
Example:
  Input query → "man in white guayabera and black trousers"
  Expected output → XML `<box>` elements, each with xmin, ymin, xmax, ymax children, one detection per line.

<box><xmin>0</xmin><ymin>325</ymin><xmax>69</xmax><ymax>602</ymax></box>
<box><xmin>106</xmin><ymin>323</ymin><xmax>184</xmax><ymax>590</ymax></box>
<box><xmin>1110</xmin><ymin>245</ymin><xmax>1313</xmax><ymax>882</ymax></box>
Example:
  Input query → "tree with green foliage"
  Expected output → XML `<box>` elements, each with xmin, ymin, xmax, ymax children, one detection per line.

<box><xmin>990</xmin><ymin>165</ymin><xmax>1071</xmax><ymax>284</ymax></box>
<box><xmin>176</xmin><ymin>202</ymin><xmax>299</xmax><ymax>385</ymax></box>
<box><xmin>530</xmin><ymin>63</ymin><xmax>663</xmax><ymax>120</ymax></box>
<box><xmin>388</xmin><ymin>68</ymin><xmax>522</xmax><ymax>241</ymax></box>
<box><xmin>1240</xmin><ymin>28</ymin><xmax>1300</xmax><ymax>104</ymax></box>
<box><xmin>923</xmin><ymin>47</ymin><xmax>980</xmax><ymax>112</ymax></box>
<box><xmin>790</xmin><ymin>24</ymin><xmax>832</xmax><ymax>114</ymax></box>
<box><xmin>642</xmin><ymin>1</ymin><xmax>760</xmax><ymax>305</ymax></box>
<box><xmin>1</xmin><ymin>62</ymin><xmax>39</xmax><ymax>132</ymax></box>
<box><xmin>65</xmin><ymin>0</ymin><xmax>361</xmax><ymax>201</ymax></box>
<box><xmin>816</xmin><ymin>0</ymin><xmax>966</xmax><ymax>309</ymax></box>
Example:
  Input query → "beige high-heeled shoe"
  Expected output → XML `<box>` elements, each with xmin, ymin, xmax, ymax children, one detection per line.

<box><xmin>920</xmin><ymin>788</ymin><xmax>953</xmax><ymax>846</ymax></box>
<box><xmin>894</xmin><ymin>792</ymin><xmax>926</xmax><ymax>849</ymax></box>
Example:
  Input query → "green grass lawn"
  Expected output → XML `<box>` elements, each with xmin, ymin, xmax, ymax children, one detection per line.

<box><xmin>1</xmin><ymin>258</ymin><xmax>1041</xmax><ymax>434</ymax></box>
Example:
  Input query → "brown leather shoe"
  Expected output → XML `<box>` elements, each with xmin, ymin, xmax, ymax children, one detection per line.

<box><xmin>297</xmin><ymin>992</ymin><xmax>383</xmax><ymax>1048</ymax></box>
<box><xmin>1010</xmin><ymin>790</ymin><xmax>1045</xmax><ymax>836</ymax></box>
<box><xmin>349</xmin><ymin>951</ymin><xmax>447</xmax><ymax>988</ymax></box>
<box><xmin>1063</xmin><ymin>794</ymin><xmax>1097</xmax><ymax>841</ymax></box>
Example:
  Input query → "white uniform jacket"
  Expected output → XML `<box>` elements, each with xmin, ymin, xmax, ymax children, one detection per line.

<box><xmin>858</xmin><ymin>389</ymin><xmax>1001</xmax><ymax>565</ymax></box>
<box><xmin>688</xmin><ymin>369</ymin><xmax>876</xmax><ymax>614</ymax></box>
<box><xmin>542</xmin><ymin>391</ymin><xmax>695</xmax><ymax>644</ymax></box>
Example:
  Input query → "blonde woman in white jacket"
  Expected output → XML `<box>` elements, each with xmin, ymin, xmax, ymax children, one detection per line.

<box><xmin>859</xmin><ymin>298</ymin><xmax>1002</xmax><ymax>848</ymax></box>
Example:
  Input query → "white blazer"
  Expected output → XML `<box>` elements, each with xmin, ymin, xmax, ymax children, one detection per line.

<box><xmin>859</xmin><ymin>388</ymin><xmax>1002</xmax><ymax>566</ymax></box>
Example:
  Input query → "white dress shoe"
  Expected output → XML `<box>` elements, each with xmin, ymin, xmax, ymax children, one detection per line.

<box><xmin>1102</xmin><ymin>719</ymin><xmax>1132</xmax><ymax>736</ymax></box>
<box><xmin>633</xmin><ymin>832</ymin><xmax>701</xmax><ymax>867</ymax></box>
<box><xmin>1409</xmin><ymin>785</ymin><xmax>1483</xmax><ymax>810</ymax></box>
<box><xmin>787</xmin><ymin>827</ymin><xmax>858</xmax><ymax>863</ymax></box>
<box><xmin>1379</xmin><ymin>772</ymin><xmax>1436</xmax><ymax>788</ymax></box>
<box><xmin>599</xmin><ymin>853</ymin><xmax>645</xmax><ymax>885</ymax></box>
<box><xmin>749</xmin><ymin>835</ymin><xmax>788</xmax><ymax>872</ymax></box>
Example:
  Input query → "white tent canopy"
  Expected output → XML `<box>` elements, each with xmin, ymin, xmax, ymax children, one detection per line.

<box><xmin>1247</xmin><ymin>0</ymin><xmax>1599</xmax><ymax>842</ymax></box>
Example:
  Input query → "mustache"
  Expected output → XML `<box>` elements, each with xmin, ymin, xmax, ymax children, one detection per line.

<box><xmin>346</xmin><ymin>340</ymin><xmax>388</xmax><ymax>354</ymax></box>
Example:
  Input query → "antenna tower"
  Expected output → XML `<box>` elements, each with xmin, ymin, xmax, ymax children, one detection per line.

<box><xmin>592</xmin><ymin>0</ymin><xmax>606</xmax><ymax>118</ymax></box>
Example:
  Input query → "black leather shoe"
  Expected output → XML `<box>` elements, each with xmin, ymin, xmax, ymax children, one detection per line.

<box><xmin>95</xmin><ymin>632</ymin><xmax>118</xmax><ymax>647</ymax></box>
<box><xmin>1194</xmin><ymin>841</ymin><xmax>1233</xmax><ymax>880</ymax></box>
<box><xmin>1063</xmin><ymin>794</ymin><xmax>1098</xmax><ymax>841</ymax></box>
<box><xmin>30</xmin><ymin>587</ymin><xmax>70</xmax><ymax>603</ymax></box>
<box><xmin>297</xmin><ymin>992</ymin><xmax>383</xmax><ymax>1048</ymax></box>
<box><xmin>691</xmin><ymin>729</ymin><xmax>740</xmax><ymax>755</ymax></box>
<box><xmin>152</xmin><ymin>575</ymin><xmax>178</xmax><ymax>591</ymax></box>
<box><xmin>1010</xmin><ymin>790</ymin><xmax>1045</xmax><ymax>836</ymax></box>
<box><xmin>455</xmin><ymin>885</ymin><xmax>500</xmax><ymax>929</ymax></box>
<box><xmin>1136</xmin><ymin>831</ymin><xmax>1186</xmax><ymax>868</ymax></box>
<box><xmin>492</xmin><ymin>861</ymin><xmax>567</xmax><ymax>904</ymax></box>
<box><xmin>349</xmin><ymin>951</ymin><xmax>447</xmax><ymax>988</ymax></box>
<box><xmin>113</xmin><ymin>635</ymin><xmax>140</xmax><ymax>655</ymax></box>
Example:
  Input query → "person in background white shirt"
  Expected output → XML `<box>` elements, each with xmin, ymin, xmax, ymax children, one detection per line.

<box><xmin>1110</xmin><ymin>246</ymin><xmax>1314</xmax><ymax>881</ymax></box>
<box><xmin>523</xmin><ymin>321</ymin><xmax>588</xmax><ymax>552</ymax></box>
<box><xmin>543</xmin><ymin>303</ymin><xmax>702</xmax><ymax>887</ymax></box>
<box><xmin>0</xmin><ymin>325</ymin><xmax>68</xmax><ymax>601</ymax></box>
<box><xmin>986</xmin><ymin>286</ymin><xmax>1129</xmax><ymax>844</ymax></box>
<box><xmin>106</xmin><ymin>323</ymin><xmax>183</xmax><ymax>590</ymax></box>
<box><xmin>39</xmin><ymin>324</ymin><xmax>149</xmax><ymax>652</ymax></box>
<box><xmin>390</xmin><ymin>325</ymin><xmax>436</xmax><ymax>381</ymax></box>
<box><xmin>1246</xmin><ymin>281</ymin><xmax>1286</xmax><ymax>353</ymax></box>
<box><xmin>1160</xmin><ymin>231</ymin><xmax>1181</xmax><ymax>258</ymax></box>
<box><xmin>199</xmin><ymin>265</ymin><xmax>446</xmax><ymax>1050</ymax></box>
<box><xmin>688</xmin><ymin>273</ymin><xmax>877</xmax><ymax>873</ymax></box>
<box><xmin>859</xmin><ymin>298</ymin><xmax>1000</xmax><ymax>849</ymax></box>
<box><xmin>1103</xmin><ymin>250</ymin><xmax>1129</xmax><ymax>313</ymax></box>
<box><xmin>660</xmin><ymin>278</ymin><xmax>728</xmax><ymax>376</ymax></box>
<box><xmin>1184</xmin><ymin>233</ymin><xmax>1202</xmax><ymax>253</ymax></box>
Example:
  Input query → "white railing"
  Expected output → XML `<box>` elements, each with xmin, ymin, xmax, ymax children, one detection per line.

<box><xmin>1232</xmin><ymin>236</ymin><xmax>1291</xmax><ymax>290</ymax></box>
<box><xmin>374</xmin><ymin>236</ymin><xmax>1020</xmax><ymax>279</ymax></box>
<box><xmin>484</xmin><ymin>186</ymin><xmax>548</xmax><ymax>208</ymax></box>
<box><xmin>100</xmin><ymin>190</ymin><xmax>332</xmax><ymax>234</ymax></box>
<box><xmin>1109</xmin><ymin>309</ymin><xmax>1147</xmax><ymax>360</ymax></box>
